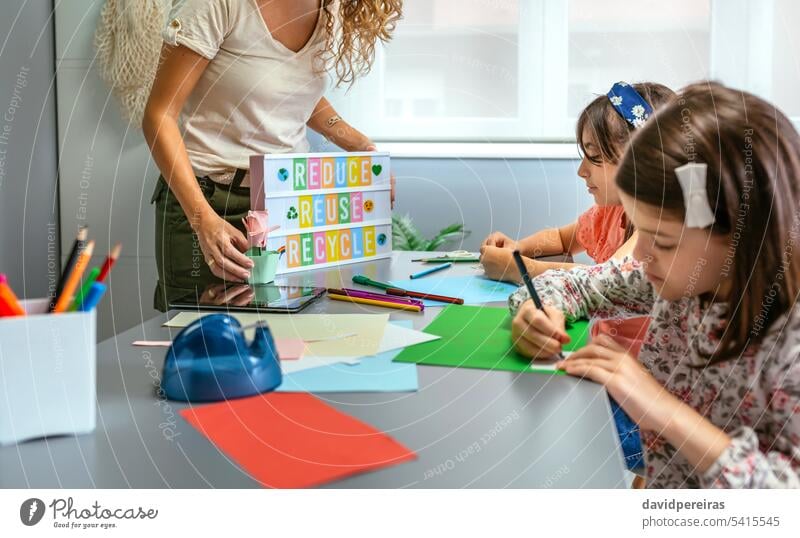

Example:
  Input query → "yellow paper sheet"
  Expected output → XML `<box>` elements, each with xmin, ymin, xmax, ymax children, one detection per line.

<box><xmin>163</xmin><ymin>312</ymin><xmax>389</xmax><ymax>358</ymax></box>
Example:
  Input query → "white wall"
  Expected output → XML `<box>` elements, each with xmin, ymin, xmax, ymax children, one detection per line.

<box><xmin>56</xmin><ymin>0</ymin><xmax>162</xmax><ymax>339</ymax></box>
<box><xmin>1</xmin><ymin>1</ymin><xmax>59</xmax><ymax>299</ymax></box>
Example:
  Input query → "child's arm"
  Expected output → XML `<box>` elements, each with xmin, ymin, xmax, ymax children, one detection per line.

<box><xmin>520</xmin><ymin>222</ymin><xmax>631</xmax><ymax>275</ymax></box>
<box><xmin>479</xmin><ymin>249</ymin><xmax>584</xmax><ymax>284</ymax></box>
<box><xmin>697</xmin><ymin>350</ymin><xmax>800</xmax><ymax>488</ymax></box>
<box><xmin>508</xmin><ymin>256</ymin><xmax>656</xmax><ymax>321</ymax></box>
<box><xmin>516</xmin><ymin>222</ymin><xmax>580</xmax><ymax>257</ymax></box>
<box><xmin>515</xmin><ymin>229</ymin><xmax>636</xmax><ymax>281</ymax></box>
<box><xmin>481</xmin><ymin>222</ymin><xmax>584</xmax><ymax>283</ymax></box>
<box><xmin>563</xmin><ymin>335</ymin><xmax>800</xmax><ymax>488</ymax></box>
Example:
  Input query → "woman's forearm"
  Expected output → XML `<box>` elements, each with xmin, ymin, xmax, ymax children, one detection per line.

<box><xmin>142</xmin><ymin>112</ymin><xmax>213</xmax><ymax>227</ymax></box>
<box><xmin>307</xmin><ymin>97</ymin><xmax>372</xmax><ymax>151</ymax></box>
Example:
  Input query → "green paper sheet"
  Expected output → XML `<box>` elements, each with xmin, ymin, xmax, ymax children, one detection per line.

<box><xmin>392</xmin><ymin>305</ymin><xmax>590</xmax><ymax>375</ymax></box>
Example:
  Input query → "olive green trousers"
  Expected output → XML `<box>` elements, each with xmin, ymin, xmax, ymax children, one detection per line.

<box><xmin>151</xmin><ymin>174</ymin><xmax>250</xmax><ymax>312</ymax></box>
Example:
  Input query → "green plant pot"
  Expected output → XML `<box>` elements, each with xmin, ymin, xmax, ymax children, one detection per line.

<box><xmin>246</xmin><ymin>248</ymin><xmax>279</xmax><ymax>285</ymax></box>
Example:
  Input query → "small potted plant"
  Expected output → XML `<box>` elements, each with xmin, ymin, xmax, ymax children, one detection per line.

<box><xmin>242</xmin><ymin>210</ymin><xmax>280</xmax><ymax>284</ymax></box>
<box><xmin>392</xmin><ymin>214</ymin><xmax>470</xmax><ymax>251</ymax></box>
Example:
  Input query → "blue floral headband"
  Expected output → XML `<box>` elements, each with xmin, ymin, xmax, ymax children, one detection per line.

<box><xmin>606</xmin><ymin>82</ymin><xmax>653</xmax><ymax>129</ymax></box>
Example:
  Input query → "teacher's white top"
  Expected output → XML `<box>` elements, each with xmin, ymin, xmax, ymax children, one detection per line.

<box><xmin>163</xmin><ymin>0</ymin><xmax>336</xmax><ymax>185</ymax></box>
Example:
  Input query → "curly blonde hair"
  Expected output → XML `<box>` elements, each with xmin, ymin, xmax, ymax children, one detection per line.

<box><xmin>320</xmin><ymin>0</ymin><xmax>403</xmax><ymax>86</ymax></box>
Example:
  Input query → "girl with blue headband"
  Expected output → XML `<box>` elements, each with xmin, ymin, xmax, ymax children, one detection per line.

<box><xmin>481</xmin><ymin>81</ymin><xmax>674</xmax><ymax>282</ymax></box>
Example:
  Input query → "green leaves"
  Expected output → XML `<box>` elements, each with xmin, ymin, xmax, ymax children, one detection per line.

<box><xmin>391</xmin><ymin>214</ymin><xmax>469</xmax><ymax>251</ymax></box>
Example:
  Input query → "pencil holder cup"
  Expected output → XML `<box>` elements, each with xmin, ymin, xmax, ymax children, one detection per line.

<box><xmin>0</xmin><ymin>298</ymin><xmax>96</xmax><ymax>446</ymax></box>
<box><xmin>246</xmin><ymin>248</ymin><xmax>279</xmax><ymax>285</ymax></box>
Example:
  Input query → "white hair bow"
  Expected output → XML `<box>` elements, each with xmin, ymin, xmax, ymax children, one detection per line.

<box><xmin>675</xmin><ymin>163</ymin><xmax>715</xmax><ymax>228</ymax></box>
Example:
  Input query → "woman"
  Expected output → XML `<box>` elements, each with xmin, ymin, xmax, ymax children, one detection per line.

<box><xmin>143</xmin><ymin>0</ymin><xmax>401</xmax><ymax>311</ymax></box>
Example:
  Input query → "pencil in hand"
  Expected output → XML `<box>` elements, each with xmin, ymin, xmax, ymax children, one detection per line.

<box><xmin>511</xmin><ymin>250</ymin><xmax>567</xmax><ymax>359</ymax></box>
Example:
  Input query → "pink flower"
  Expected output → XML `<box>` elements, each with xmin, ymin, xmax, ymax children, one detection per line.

<box><xmin>242</xmin><ymin>210</ymin><xmax>274</xmax><ymax>248</ymax></box>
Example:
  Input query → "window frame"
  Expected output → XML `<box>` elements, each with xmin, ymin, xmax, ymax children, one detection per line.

<box><xmin>326</xmin><ymin>0</ymin><xmax>799</xmax><ymax>152</ymax></box>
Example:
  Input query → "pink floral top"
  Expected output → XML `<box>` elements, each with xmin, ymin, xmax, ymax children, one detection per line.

<box><xmin>509</xmin><ymin>257</ymin><xmax>800</xmax><ymax>488</ymax></box>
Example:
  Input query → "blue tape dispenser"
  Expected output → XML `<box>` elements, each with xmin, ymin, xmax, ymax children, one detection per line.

<box><xmin>161</xmin><ymin>314</ymin><xmax>283</xmax><ymax>402</ymax></box>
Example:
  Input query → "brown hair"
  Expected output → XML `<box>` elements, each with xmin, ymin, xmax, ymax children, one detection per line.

<box><xmin>616</xmin><ymin>81</ymin><xmax>800</xmax><ymax>362</ymax></box>
<box><xmin>320</xmin><ymin>0</ymin><xmax>403</xmax><ymax>87</ymax></box>
<box><xmin>577</xmin><ymin>82</ymin><xmax>676</xmax><ymax>165</ymax></box>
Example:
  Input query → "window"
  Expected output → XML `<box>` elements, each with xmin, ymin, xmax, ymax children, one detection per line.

<box><xmin>327</xmin><ymin>0</ymin><xmax>800</xmax><ymax>143</ymax></box>
<box><xmin>384</xmin><ymin>2</ymin><xmax>520</xmax><ymax>120</ymax></box>
<box><xmin>565</xmin><ymin>0</ymin><xmax>711</xmax><ymax>133</ymax></box>
<box><xmin>768</xmin><ymin>0</ymin><xmax>800</xmax><ymax>118</ymax></box>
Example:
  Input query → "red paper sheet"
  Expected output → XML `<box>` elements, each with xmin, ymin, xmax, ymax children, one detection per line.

<box><xmin>179</xmin><ymin>392</ymin><xmax>416</xmax><ymax>488</ymax></box>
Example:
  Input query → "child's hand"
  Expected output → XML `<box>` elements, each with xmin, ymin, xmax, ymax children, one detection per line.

<box><xmin>479</xmin><ymin>245</ymin><xmax>519</xmax><ymax>282</ymax></box>
<box><xmin>558</xmin><ymin>334</ymin><xmax>676</xmax><ymax>432</ymax></box>
<box><xmin>483</xmin><ymin>231</ymin><xmax>517</xmax><ymax>249</ymax></box>
<box><xmin>511</xmin><ymin>300</ymin><xmax>570</xmax><ymax>359</ymax></box>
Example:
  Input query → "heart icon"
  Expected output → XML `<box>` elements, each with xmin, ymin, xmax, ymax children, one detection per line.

<box><xmin>371</xmin><ymin>164</ymin><xmax>382</xmax><ymax>176</ymax></box>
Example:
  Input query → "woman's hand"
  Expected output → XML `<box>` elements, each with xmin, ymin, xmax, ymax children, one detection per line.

<box><xmin>483</xmin><ymin>231</ymin><xmax>517</xmax><ymax>249</ymax></box>
<box><xmin>558</xmin><ymin>335</ymin><xmax>677</xmax><ymax>432</ymax></box>
<box><xmin>480</xmin><ymin>245</ymin><xmax>520</xmax><ymax>282</ymax></box>
<box><xmin>194</xmin><ymin>212</ymin><xmax>254</xmax><ymax>282</ymax></box>
<box><xmin>511</xmin><ymin>300</ymin><xmax>570</xmax><ymax>359</ymax></box>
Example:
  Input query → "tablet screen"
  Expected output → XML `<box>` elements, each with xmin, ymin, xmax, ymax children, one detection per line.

<box><xmin>169</xmin><ymin>284</ymin><xmax>325</xmax><ymax>313</ymax></box>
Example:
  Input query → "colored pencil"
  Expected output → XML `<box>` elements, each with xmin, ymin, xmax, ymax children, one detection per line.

<box><xmin>78</xmin><ymin>282</ymin><xmax>107</xmax><ymax>312</ymax></box>
<box><xmin>327</xmin><ymin>293</ymin><xmax>422</xmax><ymax>312</ymax></box>
<box><xmin>352</xmin><ymin>274</ymin><xmax>465</xmax><ymax>304</ymax></box>
<box><xmin>0</xmin><ymin>301</ymin><xmax>15</xmax><ymax>317</ymax></box>
<box><xmin>328</xmin><ymin>287</ymin><xmax>412</xmax><ymax>303</ymax></box>
<box><xmin>328</xmin><ymin>288</ymin><xmax>424</xmax><ymax>309</ymax></box>
<box><xmin>410</xmin><ymin>262</ymin><xmax>452</xmax><ymax>279</ymax></box>
<box><xmin>96</xmin><ymin>243</ymin><xmax>121</xmax><ymax>283</ymax></box>
<box><xmin>352</xmin><ymin>275</ymin><xmax>394</xmax><ymax>290</ymax></box>
<box><xmin>50</xmin><ymin>226</ymin><xmax>88</xmax><ymax>311</ymax></box>
<box><xmin>53</xmin><ymin>241</ymin><xmax>95</xmax><ymax>313</ymax></box>
<box><xmin>385</xmin><ymin>287</ymin><xmax>464</xmax><ymax>305</ymax></box>
<box><xmin>69</xmin><ymin>267</ymin><xmax>100</xmax><ymax>311</ymax></box>
<box><xmin>0</xmin><ymin>273</ymin><xmax>25</xmax><ymax>317</ymax></box>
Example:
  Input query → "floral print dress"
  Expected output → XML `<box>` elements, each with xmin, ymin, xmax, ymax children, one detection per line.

<box><xmin>509</xmin><ymin>257</ymin><xmax>800</xmax><ymax>488</ymax></box>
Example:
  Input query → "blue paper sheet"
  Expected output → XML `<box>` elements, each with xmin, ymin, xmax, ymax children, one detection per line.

<box><xmin>389</xmin><ymin>275</ymin><xmax>520</xmax><ymax>306</ymax></box>
<box><xmin>275</xmin><ymin>322</ymin><xmax>419</xmax><ymax>393</ymax></box>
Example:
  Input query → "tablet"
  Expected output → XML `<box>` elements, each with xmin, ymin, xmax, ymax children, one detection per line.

<box><xmin>168</xmin><ymin>284</ymin><xmax>326</xmax><ymax>313</ymax></box>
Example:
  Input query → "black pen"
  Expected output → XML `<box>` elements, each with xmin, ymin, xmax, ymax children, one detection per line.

<box><xmin>512</xmin><ymin>250</ymin><xmax>564</xmax><ymax>359</ymax></box>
